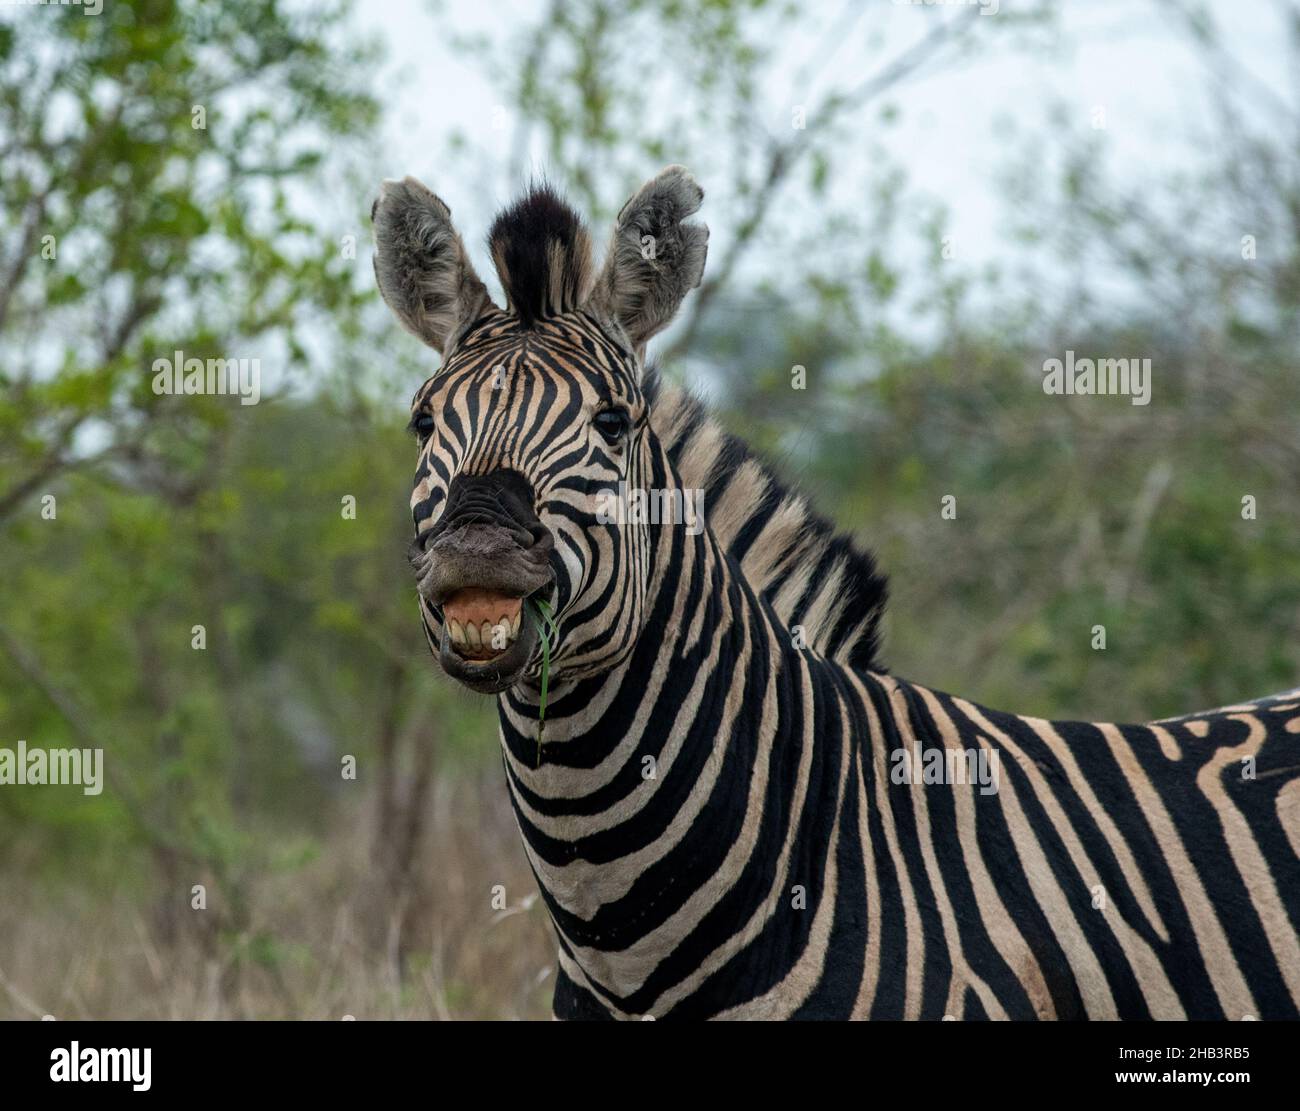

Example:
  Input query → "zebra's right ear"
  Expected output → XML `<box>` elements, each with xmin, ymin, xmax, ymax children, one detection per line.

<box><xmin>371</xmin><ymin>176</ymin><xmax>494</xmax><ymax>355</ymax></box>
<box><xmin>588</xmin><ymin>165</ymin><xmax>709</xmax><ymax>357</ymax></box>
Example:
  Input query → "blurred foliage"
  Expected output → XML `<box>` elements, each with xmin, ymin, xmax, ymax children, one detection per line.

<box><xmin>0</xmin><ymin>0</ymin><xmax>1297</xmax><ymax>1017</ymax></box>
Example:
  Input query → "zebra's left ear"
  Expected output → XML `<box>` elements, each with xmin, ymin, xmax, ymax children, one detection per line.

<box><xmin>587</xmin><ymin>165</ymin><xmax>709</xmax><ymax>357</ymax></box>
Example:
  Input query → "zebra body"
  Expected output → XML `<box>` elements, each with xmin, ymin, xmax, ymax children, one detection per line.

<box><xmin>371</xmin><ymin>168</ymin><xmax>1300</xmax><ymax>1020</ymax></box>
<box><xmin>507</xmin><ymin>388</ymin><xmax>1300</xmax><ymax>1020</ymax></box>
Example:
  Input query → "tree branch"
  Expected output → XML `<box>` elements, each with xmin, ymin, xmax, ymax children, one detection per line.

<box><xmin>660</xmin><ymin>6</ymin><xmax>983</xmax><ymax>362</ymax></box>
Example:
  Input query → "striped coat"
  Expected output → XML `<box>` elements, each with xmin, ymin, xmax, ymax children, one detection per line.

<box><xmin>372</xmin><ymin>166</ymin><xmax>1300</xmax><ymax>1020</ymax></box>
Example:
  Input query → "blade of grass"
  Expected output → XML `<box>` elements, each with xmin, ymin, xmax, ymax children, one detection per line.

<box><xmin>530</xmin><ymin>598</ymin><xmax>560</xmax><ymax>768</ymax></box>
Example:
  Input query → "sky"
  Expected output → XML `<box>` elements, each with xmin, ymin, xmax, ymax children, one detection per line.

<box><xmin>352</xmin><ymin>0</ymin><xmax>1292</xmax><ymax>284</ymax></box>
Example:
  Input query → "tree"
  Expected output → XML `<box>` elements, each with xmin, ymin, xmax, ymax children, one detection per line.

<box><xmin>0</xmin><ymin>0</ymin><xmax>386</xmax><ymax>1013</ymax></box>
<box><xmin>0</xmin><ymin>0</ymin><xmax>379</xmax><ymax>521</ymax></box>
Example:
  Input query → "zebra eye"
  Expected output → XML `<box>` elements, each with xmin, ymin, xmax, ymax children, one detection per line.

<box><xmin>411</xmin><ymin>412</ymin><xmax>436</xmax><ymax>440</ymax></box>
<box><xmin>593</xmin><ymin>408</ymin><xmax>631</xmax><ymax>444</ymax></box>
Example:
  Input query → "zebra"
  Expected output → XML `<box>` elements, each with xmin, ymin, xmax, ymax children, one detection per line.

<box><xmin>371</xmin><ymin>166</ymin><xmax>1300</xmax><ymax>1020</ymax></box>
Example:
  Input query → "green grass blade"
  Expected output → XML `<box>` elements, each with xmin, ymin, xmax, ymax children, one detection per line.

<box><xmin>531</xmin><ymin>598</ymin><xmax>559</xmax><ymax>767</ymax></box>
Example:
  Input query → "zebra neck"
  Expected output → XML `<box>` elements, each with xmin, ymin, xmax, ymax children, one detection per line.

<box><xmin>497</xmin><ymin>497</ymin><xmax>752</xmax><ymax>785</ymax></box>
<box><xmin>496</xmin><ymin>503</ymin><xmax>874</xmax><ymax>1013</ymax></box>
<box><xmin>496</xmin><ymin>433</ymin><xmax>726</xmax><ymax>760</ymax></box>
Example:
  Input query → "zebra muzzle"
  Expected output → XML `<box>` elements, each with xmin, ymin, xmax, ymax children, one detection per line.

<box><xmin>412</xmin><ymin>534</ymin><xmax>553</xmax><ymax>693</ymax></box>
<box><xmin>411</xmin><ymin>471</ymin><xmax>556</xmax><ymax>692</ymax></box>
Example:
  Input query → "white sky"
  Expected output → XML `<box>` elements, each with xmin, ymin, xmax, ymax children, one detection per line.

<box><xmin>354</xmin><ymin>0</ymin><xmax>1291</xmax><ymax>283</ymax></box>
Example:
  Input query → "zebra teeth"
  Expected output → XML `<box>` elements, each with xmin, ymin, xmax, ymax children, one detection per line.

<box><xmin>440</xmin><ymin>588</ymin><xmax>530</xmax><ymax>659</ymax></box>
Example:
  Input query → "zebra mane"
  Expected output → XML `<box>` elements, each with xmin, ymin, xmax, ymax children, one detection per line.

<box><xmin>488</xmin><ymin>182</ymin><xmax>594</xmax><ymax>327</ymax></box>
<box><xmin>647</xmin><ymin>378</ymin><xmax>888</xmax><ymax>671</ymax></box>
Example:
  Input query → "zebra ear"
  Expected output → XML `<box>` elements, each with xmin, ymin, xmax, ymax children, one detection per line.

<box><xmin>588</xmin><ymin>165</ymin><xmax>709</xmax><ymax>355</ymax></box>
<box><xmin>371</xmin><ymin>176</ymin><xmax>494</xmax><ymax>355</ymax></box>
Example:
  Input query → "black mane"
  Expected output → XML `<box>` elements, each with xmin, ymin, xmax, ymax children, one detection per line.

<box><xmin>649</xmin><ymin>379</ymin><xmax>889</xmax><ymax>672</ymax></box>
<box><xmin>488</xmin><ymin>182</ymin><xmax>593</xmax><ymax>327</ymax></box>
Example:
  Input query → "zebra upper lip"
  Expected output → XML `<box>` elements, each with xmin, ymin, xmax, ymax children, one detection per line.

<box><xmin>412</xmin><ymin>522</ymin><xmax>554</xmax><ymax>608</ymax></box>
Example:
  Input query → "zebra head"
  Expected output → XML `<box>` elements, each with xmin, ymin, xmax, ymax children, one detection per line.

<box><xmin>372</xmin><ymin>167</ymin><xmax>708</xmax><ymax>694</ymax></box>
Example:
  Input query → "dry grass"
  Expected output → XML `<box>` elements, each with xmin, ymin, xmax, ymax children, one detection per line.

<box><xmin>0</xmin><ymin>773</ymin><xmax>556</xmax><ymax>1020</ymax></box>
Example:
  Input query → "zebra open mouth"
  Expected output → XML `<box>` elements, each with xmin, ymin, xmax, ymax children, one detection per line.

<box><xmin>442</xmin><ymin>588</ymin><xmax>524</xmax><ymax>661</ymax></box>
<box><xmin>432</xmin><ymin>583</ymin><xmax>551</xmax><ymax>694</ymax></box>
